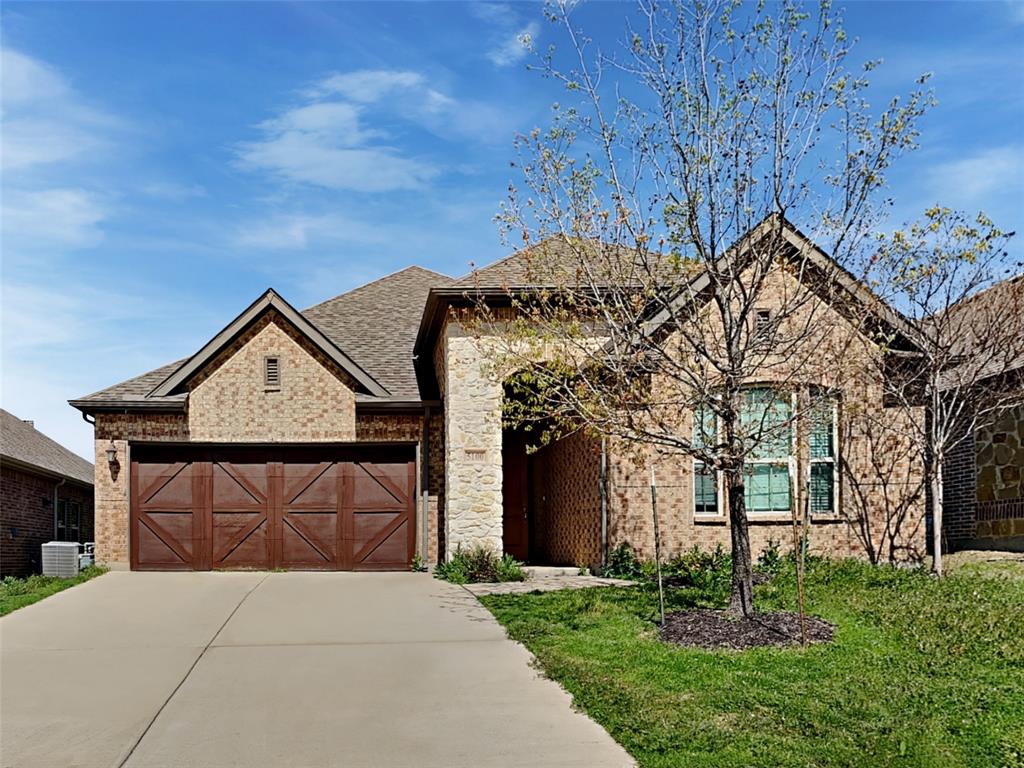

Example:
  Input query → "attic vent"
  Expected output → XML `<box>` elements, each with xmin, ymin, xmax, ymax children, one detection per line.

<box><xmin>264</xmin><ymin>356</ymin><xmax>281</xmax><ymax>390</ymax></box>
<box><xmin>754</xmin><ymin>309</ymin><xmax>771</xmax><ymax>335</ymax></box>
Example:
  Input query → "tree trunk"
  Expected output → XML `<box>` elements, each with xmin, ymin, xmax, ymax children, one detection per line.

<box><xmin>726</xmin><ymin>468</ymin><xmax>755</xmax><ymax>617</ymax></box>
<box><xmin>931</xmin><ymin>458</ymin><xmax>944</xmax><ymax>577</ymax></box>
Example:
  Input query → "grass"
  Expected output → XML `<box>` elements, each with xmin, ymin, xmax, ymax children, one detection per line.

<box><xmin>480</xmin><ymin>558</ymin><xmax>1024</xmax><ymax>768</ymax></box>
<box><xmin>0</xmin><ymin>566</ymin><xmax>108</xmax><ymax>616</ymax></box>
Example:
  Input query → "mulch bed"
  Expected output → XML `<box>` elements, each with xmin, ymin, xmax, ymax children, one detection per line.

<box><xmin>660</xmin><ymin>608</ymin><xmax>835</xmax><ymax>650</ymax></box>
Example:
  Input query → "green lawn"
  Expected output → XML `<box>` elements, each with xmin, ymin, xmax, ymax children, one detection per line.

<box><xmin>480</xmin><ymin>559</ymin><xmax>1024</xmax><ymax>768</ymax></box>
<box><xmin>0</xmin><ymin>566</ymin><xmax>108</xmax><ymax>616</ymax></box>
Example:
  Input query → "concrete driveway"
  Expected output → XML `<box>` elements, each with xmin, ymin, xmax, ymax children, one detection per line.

<box><xmin>0</xmin><ymin>572</ymin><xmax>632</xmax><ymax>768</ymax></box>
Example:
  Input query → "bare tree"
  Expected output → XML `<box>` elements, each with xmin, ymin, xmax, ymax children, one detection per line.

<box><xmin>468</xmin><ymin>0</ymin><xmax>934</xmax><ymax>616</ymax></box>
<box><xmin>866</xmin><ymin>209</ymin><xmax>1021</xmax><ymax>575</ymax></box>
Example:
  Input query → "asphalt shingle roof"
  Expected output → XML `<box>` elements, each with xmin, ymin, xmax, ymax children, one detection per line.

<box><xmin>304</xmin><ymin>266</ymin><xmax>453</xmax><ymax>398</ymax></box>
<box><xmin>74</xmin><ymin>265</ymin><xmax>453</xmax><ymax>407</ymax></box>
<box><xmin>1</xmin><ymin>409</ymin><xmax>94</xmax><ymax>485</ymax></box>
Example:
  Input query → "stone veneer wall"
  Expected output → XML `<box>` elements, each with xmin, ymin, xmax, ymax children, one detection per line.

<box><xmin>189</xmin><ymin>315</ymin><xmax>356</xmax><ymax>442</ymax></box>
<box><xmin>441</xmin><ymin>325</ymin><xmax>505</xmax><ymax>554</ymax></box>
<box><xmin>974</xmin><ymin>403</ymin><xmax>1024</xmax><ymax>542</ymax></box>
<box><xmin>529</xmin><ymin>432</ymin><xmax>603</xmax><ymax>568</ymax></box>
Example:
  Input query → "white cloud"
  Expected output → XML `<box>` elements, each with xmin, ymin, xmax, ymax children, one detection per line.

<box><xmin>234</xmin><ymin>212</ymin><xmax>389</xmax><ymax>251</ymax></box>
<box><xmin>139</xmin><ymin>181</ymin><xmax>208</xmax><ymax>200</ymax></box>
<box><xmin>310</xmin><ymin>70</ymin><xmax>425</xmax><ymax>102</ymax></box>
<box><xmin>2</xmin><ymin>188</ymin><xmax>107</xmax><ymax>251</ymax></box>
<box><xmin>468</xmin><ymin>3</ymin><xmax>517</xmax><ymax>25</ymax></box>
<box><xmin>237</xmin><ymin>129</ymin><xmax>437</xmax><ymax>192</ymax></box>
<box><xmin>236</xmin><ymin>69</ymin><xmax>463</xmax><ymax>192</ymax></box>
<box><xmin>0</xmin><ymin>48</ymin><xmax>120</xmax><ymax>171</ymax></box>
<box><xmin>927</xmin><ymin>146</ymin><xmax>1024</xmax><ymax>202</ymax></box>
<box><xmin>487</xmin><ymin>22</ymin><xmax>539</xmax><ymax>67</ymax></box>
<box><xmin>0</xmin><ymin>48</ymin><xmax>69</xmax><ymax>106</ymax></box>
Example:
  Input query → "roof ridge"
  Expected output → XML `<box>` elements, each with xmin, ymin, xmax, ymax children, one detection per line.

<box><xmin>946</xmin><ymin>271</ymin><xmax>1024</xmax><ymax>314</ymax></box>
<box><xmin>454</xmin><ymin>235</ymin><xmax>612</xmax><ymax>283</ymax></box>
<box><xmin>304</xmin><ymin>265</ymin><xmax>454</xmax><ymax>313</ymax></box>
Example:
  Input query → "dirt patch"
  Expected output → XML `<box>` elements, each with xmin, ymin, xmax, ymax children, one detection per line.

<box><xmin>660</xmin><ymin>608</ymin><xmax>835</xmax><ymax>650</ymax></box>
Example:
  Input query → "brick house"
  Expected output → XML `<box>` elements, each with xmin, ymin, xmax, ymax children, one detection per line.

<box><xmin>941</xmin><ymin>275</ymin><xmax>1024</xmax><ymax>552</ymax></box>
<box><xmin>71</xmin><ymin>219</ymin><xmax>929</xmax><ymax>572</ymax></box>
<box><xmin>1</xmin><ymin>409</ymin><xmax>95</xmax><ymax>577</ymax></box>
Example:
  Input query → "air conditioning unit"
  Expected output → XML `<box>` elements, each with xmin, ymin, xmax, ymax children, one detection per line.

<box><xmin>41</xmin><ymin>542</ymin><xmax>80</xmax><ymax>578</ymax></box>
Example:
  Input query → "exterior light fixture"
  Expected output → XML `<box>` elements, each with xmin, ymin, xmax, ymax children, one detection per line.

<box><xmin>105</xmin><ymin>441</ymin><xmax>118</xmax><ymax>465</ymax></box>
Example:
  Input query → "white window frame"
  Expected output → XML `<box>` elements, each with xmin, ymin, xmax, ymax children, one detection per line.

<box><xmin>692</xmin><ymin>408</ymin><xmax>725</xmax><ymax>519</ymax></box>
<box><xmin>809</xmin><ymin>398</ymin><xmax>840</xmax><ymax>517</ymax></box>
<box><xmin>742</xmin><ymin>390</ymin><xmax>797</xmax><ymax>517</ymax></box>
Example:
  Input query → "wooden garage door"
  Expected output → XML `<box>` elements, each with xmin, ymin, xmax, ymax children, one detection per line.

<box><xmin>130</xmin><ymin>446</ymin><xmax>415</xmax><ymax>571</ymax></box>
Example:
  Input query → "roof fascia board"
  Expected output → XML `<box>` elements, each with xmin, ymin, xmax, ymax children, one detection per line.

<box><xmin>68</xmin><ymin>399</ymin><xmax>187</xmax><ymax>414</ymax></box>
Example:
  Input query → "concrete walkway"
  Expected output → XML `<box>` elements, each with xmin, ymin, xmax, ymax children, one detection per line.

<box><xmin>0</xmin><ymin>572</ymin><xmax>633</xmax><ymax>768</ymax></box>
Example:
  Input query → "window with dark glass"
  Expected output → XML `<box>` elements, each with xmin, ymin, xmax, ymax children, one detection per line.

<box><xmin>809</xmin><ymin>399</ymin><xmax>838</xmax><ymax>514</ymax></box>
<box><xmin>692</xmin><ymin>406</ymin><xmax>719</xmax><ymax>516</ymax></box>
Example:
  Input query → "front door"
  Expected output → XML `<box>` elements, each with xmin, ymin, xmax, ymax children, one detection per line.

<box><xmin>502</xmin><ymin>430</ymin><xmax>529</xmax><ymax>561</ymax></box>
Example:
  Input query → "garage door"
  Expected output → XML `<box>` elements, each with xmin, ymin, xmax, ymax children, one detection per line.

<box><xmin>129</xmin><ymin>445</ymin><xmax>415</xmax><ymax>571</ymax></box>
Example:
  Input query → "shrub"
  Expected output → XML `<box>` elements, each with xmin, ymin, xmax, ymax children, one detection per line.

<box><xmin>601</xmin><ymin>543</ymin><xmax>644</xmax><ymax>579</ymax></box>
<box><xmin>434</xmin><ymin>545</ymin><xmax>526</xmax><ymax>584</ymax></box>
<box><xmin>756</xmin><ymin>537</ymin><xmax>784</xmax><ymax>575</ymax></box>
<box><xmin>662</xmin><ymin>544</ymin><xmax>732</xmax><ymax>591</ymax></box>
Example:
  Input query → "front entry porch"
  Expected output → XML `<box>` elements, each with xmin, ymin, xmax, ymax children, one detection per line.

<box><xmin>501</xmin><ymin>425</ymin><xmax>604</xmax><ymax>569</ymax></box>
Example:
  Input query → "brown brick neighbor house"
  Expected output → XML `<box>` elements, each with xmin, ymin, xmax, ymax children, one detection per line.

<box><xmin>941</xmin><ymin>275</ymin><xmax>1024</xmax><ymax>553</ymax></box>
<box><xmin>1</xmin><ymin>409</ymin><xmax>95</xmax><ymax>577</ymax></box>
<box><xmin>71</xmin><ymin>220</ymin><xmax>931</xmax><ymax>572</ymax></box>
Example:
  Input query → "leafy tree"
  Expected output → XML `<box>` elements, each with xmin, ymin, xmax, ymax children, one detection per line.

<box><xmin>867</xmin><ymin>209</ymin><xmax>1021</xmax><ymax>575</ymax></box>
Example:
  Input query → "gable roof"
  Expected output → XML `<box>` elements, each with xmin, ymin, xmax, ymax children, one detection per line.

<box><xmin>71</xmin><ymin>266</ymin><xmax>453</xmax><ymax>412</ymax></box>
<box><xmin>936</xmin><ymin>272</ymin><xmax>1024</xmax><ymax>384</ymax></box>
<box><xmin>149</xmin><ymin>288</ymin><xmax>388</xmax><ymax>398</ymax></box>
<box><xmin>638</xmin><ymin>215</ymin><xmax>924</xmax><ymax>352</ymax></box>
<box><xmin>1</xmin><ymin>409</ymin><xmax>93</xmax><ymax>486</ymax></box>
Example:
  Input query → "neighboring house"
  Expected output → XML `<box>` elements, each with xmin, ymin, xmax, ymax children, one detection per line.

<box><xmin>1</xmin><ymin>409</ymin><xmax>95</xmax><ymax>577</ymax></box>
<box><xmin>71</xmin><ymin>220</ymin><xmax>928</xmax><ymax>572</ymax></box>
<box><xmin>942</xmin><ymin>275</ymin><xmax>1024</xmax><ymax>552</ymax></box>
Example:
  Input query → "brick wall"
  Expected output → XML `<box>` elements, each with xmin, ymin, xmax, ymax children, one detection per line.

<box><xmin>189</xmin><ymin>315</ymin><xmax>356</xmax><ymax>442</ymax></box>
<box><xmin>943</xmin><ymin>432</ymin><xmax>977</xmax><ymax>543</ymax></box>
<box><xmin>529</xmin><ymin>431</ymin><xmax>603</xmax><ymax>568</ymax></box>
<box><xmin>1</xmin><ymin>466</ymin><xmax>93</xmax><ymax>577</ymax></box>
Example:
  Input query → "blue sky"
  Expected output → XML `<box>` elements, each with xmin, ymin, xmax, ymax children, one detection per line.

<box><xmin>2</xmin><ymin>1</ymin><xmax>1022</xmax><ymax>459</ymax></box>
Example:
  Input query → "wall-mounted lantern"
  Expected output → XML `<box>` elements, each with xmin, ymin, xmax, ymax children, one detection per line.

<box><xmin>105</xmin><ymin>441</ymin><xmax>118</xmax><ymax>465</ymax></box>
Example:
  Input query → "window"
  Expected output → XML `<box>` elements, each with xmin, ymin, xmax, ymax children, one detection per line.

<box><xmin>689</xmin><ymin>388</ymin><xmax>837</xmax><ymax>518</ymax></box>
<box><xmin>809</xmin><ymin>399</ymin><xmax>839</xmax><ymax>515</ymax></box>
<box><xmin>264</xmin><ymin>355</ymin><xmax>281</xmax><ymax>390</ymax></box>
<box><xmin>742</xmin><ymin>388</ymin><xmax>793</xmax><ymax>514</ymax></box>
<box><xmin>754</xmin><ymin>308</ymin><xmax>771</xmax><ymax>336</ymax></box>
<box><xmin>56</xmin><ymin>499</ymin><xmax>81</xmax><ymax>542</ymax></box>
<box><xmin>692</xmin><ymin>406</ymin><xmax>720</xmax><ymax>516</ymax></box>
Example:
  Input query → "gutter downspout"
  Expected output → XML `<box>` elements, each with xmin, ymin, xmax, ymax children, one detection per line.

<box><xmin>53</xmin><ymin>478</ymin><xmax>66</xmax><ymax>540</ymax></box>
<box><xmin>600</xmin><ymin>436</ymin><xmax>608</xmax><ymax>569</ymax></box>
<box><xmin>421</xmin><ymin>406</ymin><xmax>431</xmax><ymax>564</ymax></box>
